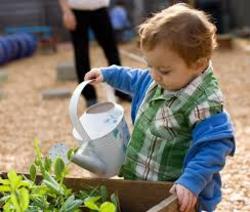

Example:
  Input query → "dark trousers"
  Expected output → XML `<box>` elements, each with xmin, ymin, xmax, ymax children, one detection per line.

<box><xmin>70</xmin><ymin>8</ymin><xmax>121</xmax><ymax>100</ymax></box>
<box><xmin>195</xmin><ymin>0</ymin><xmax>223</xmax><ymax>34</ymax></box>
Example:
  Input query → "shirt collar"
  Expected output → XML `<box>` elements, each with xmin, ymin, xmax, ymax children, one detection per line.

<box><xmin>177</xmin><ymin>61</ymin><xmax>213</xmax><ymax>98</ymax></box>
<box><xmin>147</xmin><ymin>61</ymin><xmax>213</xmax><ymax>100</ymax></box>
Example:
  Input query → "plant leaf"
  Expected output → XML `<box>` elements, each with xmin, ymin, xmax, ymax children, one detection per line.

<box><xmin>67</xmin><ymin>148</ymin><xmax>77</xmax><ymax>161</ymax></box>
<box><xmin>8</xmin><ymin>170</ymin><xmax>22</xmax><ymax>191</ymax></box>
<box><xmin>20</xmin><ymin>180</ymin><xmax>32</xmax><ymax>189</ymax></box>
<box><xmin>10</xmin><ymin>192</ymin><xmax>21</xmax><ymax>212</ymax></box>
<box><xmin>0</xmin><ymin>185</ymin><xmax>11</xmax><ymax>192</ymax></box>
<box><xmin>34</xmin><ymin>138</ymin><xmax>43</xmax><ymax>160</ymax></box>
<box><xmin>84</xmin><ymin>196</ymin><xmax>101</xmax><ymax>210</ymax></box>
<box><xmin>34</xmin><ymin>138</ymin><xmax>46</xmax><ymax>175</ymax></box>
<box><xmin>54</xmin><ymin>157</ymin><xmax>65</xmax><ymax>181</ymax></box>
<box><xmin>3</xmin><ymin>199</ymin><xmax>12</xmax><ymax>211</ymax></box>
<box><xmin>44</xmin><ymin>157</ymin><xmax>52</xmax><ymax>173</ymax></box>
<box><xmin>100</xmin><ymin>186</ymin><xmax>108</xmax><ymax>202</ymax></box>
<box><xmin>111</xmin><ymin>192</ymin><xmax>121</xmax><ymax>212</ymax></box>
<box><xmin>30</xmin><ymin>195</ymin><xmax>49</xmax><ymax>210</ymax></box>
<box><xmin>0</xmin><ymin>195</ymin><xmax>10</xmax><ymax>205</ymax></box>
<box><xmin>59</xmin><ymin>194</ymin><xmax>83</xmax><ymax>212</ymax></box>
<box><xmin>29</xmin><ymin>164</ymin><xmax>37</xmax><ymax>182</ymax></box>
<box><xmin>43</xmin><ymin>171</ymin><xmax>64</xmax><ymax>195</ymax></box>
<box><xmin>43</xmin><ymin>179</ymin><xmax>64</xmax><ymax>195</ymax></box>
<box><xmin>77</xmin><ymin>190</ymin><xmax>89</xmax><ymax>200</ymax></box>
<box><xmin>0</xmin><ymin>177</ymin><xmax>10</xmax><ymax>185</ymax></box>
<box><xmin>19</xmin><ymin>187</ymin><xmax>30</xmax><ymax>211</ymax></box>
<box><xmin>99</xmin><ymin>202</ymin><xmax>116</xmax><ymax>212</ymax></box>
<box><xmin>30</xmin><ymin>184</ymin><xmax>48</xmax><ymax>197</ymax></box>
<box><xmin>88</xmin><ymin>186</ymin><xmax>99</xmax><ymax>196</ymax></box>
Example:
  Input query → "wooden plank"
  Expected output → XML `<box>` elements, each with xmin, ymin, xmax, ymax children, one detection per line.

<box><xmin>146</xmin><ymin>194</ymin><xmax>179</xmax><ymax>212</ymax></box>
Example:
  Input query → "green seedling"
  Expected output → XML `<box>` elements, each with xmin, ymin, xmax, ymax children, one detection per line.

<box><xmin>0</xmin><ymin>139</ymin><xmax>119</xmax><ymax>212</ymax></box>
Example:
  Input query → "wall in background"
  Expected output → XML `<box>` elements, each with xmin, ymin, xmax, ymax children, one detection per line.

<box><xmin>0</xmin><ymin>0</ymin><xmax>69</xmax><ymax>41</ymax></box>
<box><xmin>228</xmin><ymin>0</ymin><xmax>250</xmax><ymax>28</ymax></box>
<box><xmin>1</xmin><ymin>0</ymin><xmax>250</xmax><ymax>41</ymax></box>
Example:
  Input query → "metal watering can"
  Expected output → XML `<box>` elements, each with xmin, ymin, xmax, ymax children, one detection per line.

<box><xmin>69</xmin><ymin>80</ymin><xmax>130</xmax><ymax>177</ymax></box>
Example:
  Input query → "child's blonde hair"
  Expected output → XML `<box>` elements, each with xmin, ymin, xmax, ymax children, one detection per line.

<box><xmin>138</xmin><ymin>3</ymin><xmax>217</xmax><ymax>67</ymax></box>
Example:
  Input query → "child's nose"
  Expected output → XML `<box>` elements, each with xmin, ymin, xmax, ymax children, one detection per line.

<box><xmin>153</xmin><ymin>70</ymin><xmax>161</xmax><ymax>81</ymax></box>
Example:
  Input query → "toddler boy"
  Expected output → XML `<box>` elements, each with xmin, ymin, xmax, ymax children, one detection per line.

<box><xmin>85</xmin><ymin>3</ymin><xmax>235</xmax><ymax>212</ymax></box>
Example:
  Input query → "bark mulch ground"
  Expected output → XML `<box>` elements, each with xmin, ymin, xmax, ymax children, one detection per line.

<box><xmin>0</xmin><ymin>40</ymin><xmax>249</xmax><ymax>211</ymax></box>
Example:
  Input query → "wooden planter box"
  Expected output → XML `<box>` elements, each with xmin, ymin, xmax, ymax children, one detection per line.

<box><xmin>63</xmin><ymin>177</ymin><xmax>178</xmax><ymax>212</ymax></box>
<box><xmin>0</xmin><ymin>173</ymin><xmax>179</xmax><ymax>211</ymax></box>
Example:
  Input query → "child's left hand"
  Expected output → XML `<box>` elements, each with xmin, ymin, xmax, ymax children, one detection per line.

<box><xmin>170</xmin><ymin>184</ymin><xmax>197</xmax><ymax>212</ymax></box>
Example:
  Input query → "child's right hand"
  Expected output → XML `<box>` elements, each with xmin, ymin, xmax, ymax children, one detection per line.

<box><xmin>170</xmin><ymin>184</ymin><xmax>197</xmax><ymax>212</ymax></box>
<box><xmin>84</xmin><ymin>68</ymin><xmax>104</xmax><ymax>83</ymax></box>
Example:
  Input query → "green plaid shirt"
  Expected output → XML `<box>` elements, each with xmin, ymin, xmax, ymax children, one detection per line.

<box><xmin>120</xmin><ymin>65</ymin><xmax>224</xmax><ymax>181</ymax></box>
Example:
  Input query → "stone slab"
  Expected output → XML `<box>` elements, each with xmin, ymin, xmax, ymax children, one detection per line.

<box><xmin>56</xmin><ymin>62</ymin><xmax>76</xmax><ymax>81</ymax></box>
<box><xmin>42</xmin><ymin>88</ymin><xmax>72</xmax><ymax>100</ymax></box>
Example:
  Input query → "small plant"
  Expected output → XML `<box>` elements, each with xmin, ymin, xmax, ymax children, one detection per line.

<box><xmin>0</xmin><ymin>139</ymin><xmax>120</xmax><ymax>212</ymax></box>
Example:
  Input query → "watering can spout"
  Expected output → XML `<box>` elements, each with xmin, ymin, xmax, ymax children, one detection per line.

<box><xmin>72</xmin><ymin>146</ymin><xmax>106</xmax><ymax>176</ymax></box>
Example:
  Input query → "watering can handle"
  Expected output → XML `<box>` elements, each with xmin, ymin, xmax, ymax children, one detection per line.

<box><xmin>69</xmin><ymin>80</ymin><xmax>93</xmax><ymax>142</ymax></box>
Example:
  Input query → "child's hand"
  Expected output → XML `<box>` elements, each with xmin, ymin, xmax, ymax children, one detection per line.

<box><xmin>170</xmin><ymin>184</ymin><xmax>197</xmax><ymax>212</ymax></box>
<box><xmin>84</xmin><ymin>68</ymin><xmax>104</xmax><ymax>83</ymax></box>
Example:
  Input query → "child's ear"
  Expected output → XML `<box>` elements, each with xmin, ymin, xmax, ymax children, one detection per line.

<box><xmin>192</xmin><ymin>58</ymin><xmax>209</xmax><ymax>73</ymax></box>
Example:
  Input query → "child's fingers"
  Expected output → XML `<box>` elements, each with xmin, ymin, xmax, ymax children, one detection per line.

<box><xmin>179</xmin><ymin>189</ymin><xmax>189</xmax><ymax>212</ymax></box>
<box><xmin>176</xmin><ymin>186</ymin><xmax>185</xmax><ymax>210</ymax></box>
<box><xmin>185</xmin><ymin>193</ymin><xmax>193</xmax><ymax>212</ymax></box>
<box><xmin>190</xmin><ymin>196</ymin><xmax>197</xmax><ymax>211</ymax></box>
<box><xmin>169</xmin><ymin>184</ymin><xmax>176</xmax><ymax>194</ymax></box>
<box><xmin>175</xmin><ymin>184</ymin><xmax>196</xmax><ymax>212</ymax></box>
<box><xmin>171</xmin><ymin>185</ymin><xmax>190</xmax><ymax>212</ymax></box>
<box><xmin>84</xmin><ymin>69</ymin><xmax>102</xmax><ymax>83</ymax></box>
<box><xmin>181</xmin><ymin>192</ymin><xmax>197</xmax><ymax>212</ymax></box>
<box><xmin>84</xmin><ymin>71</ymin><xmax>96</xmax><ymax>81</ymax></box>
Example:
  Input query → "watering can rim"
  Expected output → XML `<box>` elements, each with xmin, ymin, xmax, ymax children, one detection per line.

<box><xmin>85</xmin><ymin>101</ymin><xmax>124</xmax><ymax>115</ymax></box>
<box><xmin>69</xmin><ymin>80</ymin><xmax>126</xmax><ymax>142</ymax></box>
<box><xmin>73</xmin><ymin>101</ymin><xmax>125</xmax><ymax>141</ymax></box>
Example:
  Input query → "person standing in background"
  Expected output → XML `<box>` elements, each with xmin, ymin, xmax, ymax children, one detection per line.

<box><xmin>58</xmin><ymin>0</ymin><xmax>131</xmax><ymax>107</ymax></box>
<box><xmin>110</xmin><ymin>0</ymin><xmax>132</xmax><ymax>43</ymax></box>
<box><xmin>195</xmin><ymin>0</ymin><xmax>223</xmax><ymax>34</ymax></box>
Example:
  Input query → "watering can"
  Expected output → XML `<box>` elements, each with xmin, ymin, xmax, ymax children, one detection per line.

<box><xmin>69</xmin><ymin>80</ymin><xmax>130</xmax><ymax>177</ymax></box>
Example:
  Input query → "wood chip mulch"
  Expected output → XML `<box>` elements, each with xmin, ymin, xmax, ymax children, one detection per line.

<box><xmin>0</xmin><ymin>40</ymin><xmax>249</xmax><ymax>211</ymax></box>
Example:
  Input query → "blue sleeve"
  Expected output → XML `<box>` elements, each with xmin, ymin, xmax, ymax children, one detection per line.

<box><xmin>175</xmin><ymin>138</ymin><xmax>234</xmax><ymax>196</ymax></box>
<box><xmin>101</xmin><ymin>65</ymin><xmax>148</xmax><ymax>96</ymax></box>
<box><xmin>176</xmin><ymin>112</ymin><xmax>235</xmax><ymax>196</ymax></box>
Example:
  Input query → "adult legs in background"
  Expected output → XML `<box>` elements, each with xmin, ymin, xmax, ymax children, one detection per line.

<box><xmin>70</xmin><ymin>10</ymin><xmax>97</xmax><ymax>106</ymax></box>
<box><xmin>195</xmin><ymin>0</ymin><xmax>223</xmax><ymax>34</ymax></box>
<box><xmin>90</xmin><ymin>8</ymin><xmax>131</xmax><ymax>101</ymax></box>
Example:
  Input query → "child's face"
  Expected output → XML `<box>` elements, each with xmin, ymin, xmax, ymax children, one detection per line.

<box><xmin>143</xmin><ymin>44</ymin><xmax>203</xmax><ymax>91</ymax></box>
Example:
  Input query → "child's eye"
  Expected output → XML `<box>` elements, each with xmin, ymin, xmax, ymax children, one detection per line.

<box><xmin>158</xmin><ymin>69</ymin><xmax>171</xmax><ymax>75</ymax></box>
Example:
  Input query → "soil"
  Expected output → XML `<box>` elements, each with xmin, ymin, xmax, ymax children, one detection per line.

<box><xmin>0</xmin><ymin>40</ymin><xmax>249</xmax><ymax>211</ymax></box>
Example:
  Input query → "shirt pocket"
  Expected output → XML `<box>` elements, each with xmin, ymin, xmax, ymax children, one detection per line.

<box><xmin>149</xmin><ymin>108</ymin><xmax>182</xmax><ymax>141</ymax></box>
